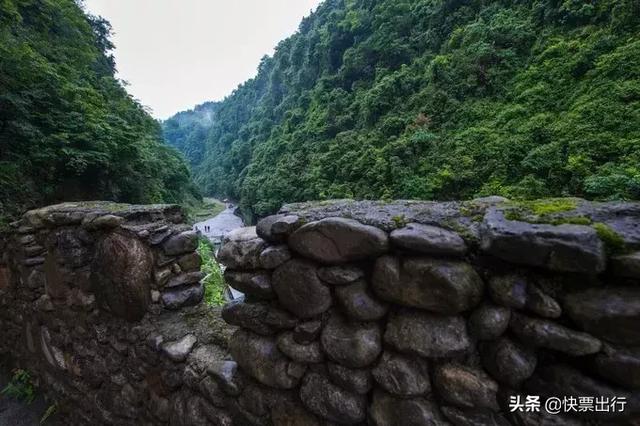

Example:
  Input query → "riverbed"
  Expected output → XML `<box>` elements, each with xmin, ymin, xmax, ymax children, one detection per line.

<box><xmin>193</xmin><ymin>204</ymin><xmax>244</xmax><ymax>245</ymax></box>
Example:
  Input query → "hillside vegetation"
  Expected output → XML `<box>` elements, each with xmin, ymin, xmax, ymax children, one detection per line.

<box><xmin>164</xmin><ymin>0</ymin><xmax>640</xmax><ymax>219</ymax></box>
<box><xmin>0</xmin><ymin>0</ymin><xmax>199</xmax><ymax>225</ymax></box>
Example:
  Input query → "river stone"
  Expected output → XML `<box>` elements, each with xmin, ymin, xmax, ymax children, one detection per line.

<box><xmin>271</xmin><ymin>399</ymin><xmax>324</xmax><ymax>426</ymax></box>
<box><xmin>300</xmin><ymin>372</ymin><xmax>367</xmax><ymax>424</ymax></box>
<box><xmin>479</xmin><ymin>337</ymin><xmax>537</xmax><ymax>387</ymax></box>
<box><xmin>372</xmin><ymin>351</ymin><xmax>430</xmax><ymax>396</ymax></box>
<box><xmin>272</xmin><ymin>259</ymin><xmax>332</xmax><ymax>318</ymax></box>
<box><xmin>468</xmin><ymin>304</ymin><xmax>511</xmax><ymax>340</ymax></box>
<box><xmin>229</xmin><ymin>329</ymin><xmax>301</xmax><ymax>389</ymax></box>
<box><xmin>259</xmin><ymin>245</ymin><xmax>291</xmax><ymax>269</ymax></box>
<box><xmin>218</xmin><ymin>226</ymin><xmax>267</xmax><ymax>269</ymax></box>
<box><xmin>335</xmin><ymin>279</ymin><xmax>388</xmax><ymax>321</ymax></box>
<box><xmin>177</xmin><ymin>252</ymin><xmax>202</xmax><ymax>272</ymax></box>
<box><xmin>207</xmin><ymin>360</ymin><xmax>243</xmax><ymax>396</ymax></box>
<box><xmin>526</xmin><ymin>284</ymin><xmax>561</xmax><ymax>318</ymax></box>
<box><xmin>165</xmin><ymin>271</ymin><xmax>205</xmax><ymax>288</ymax></box>
<box><xmin>288</xmin><ymin>217</ymin><xmax>389</xmax><ymax>264</ymax></box>
<box><xmin>82</xmin><ymin>214</ymin><xmax>124</xmax><ymax>230</ymax></box>
<box><xmin>510</xmin><ymin>313</ymin><xmax>601</xmax><ymax>356</ymax></box>
<box><xmin>293</xmin><ymin>320</ymin><xmax>323</xmax><ymax>344</ymax></box>
<box><xmin>441</xmin><ymin>406</ymin><xmax>510</xmax><ymax>426</ymax></box>
<box><xmin>526</xmin><ymin>364</ymin><xmax>640</xmax><ymax>421</ymax></box>
<box><xmin>256</xmin><ymin>214</ymin><xmax>302</xmax><ymax>243</ymax></box>
<box><xmin>224</xmin><ymin>270</ymin><xmax>274</xmax><ymax>299</ymax></box>
<box><xmin>384</xmin><ymin>309</ymin><xmax>470</xmax><ymax>358</ymax></box>
<box><xmin>369</xmin><ymin>389</ymin><xmax>446</xmax><ymax>426</ymax></box>
<box><xmin>277</xmin><ymin>331</ymin><xmax>324</xmax><ymax>364</ymax></box>
<box><xmin>390</xmin><ymin>223</ymin><xmax>467</xmax><ymax>256</ymax></box>
<box><xmin>317</xmin><ymin>265</ymin><xmax>365</xmax><ymax>285</ymax></box>
<box><xmin>90</xmin><ymin>233</ymin><xmax>152</xmax><ymax>321</ymax></box>
<box><xmin>488</xmin><ymin>274</ymin><xmax>528</xmax><ymax>309</ymax></box>
<box><xmin>162</xmin><ymin>334</ymin><xmax>197</xmax><ymax>362</ymax></box>
<box><xmin>163</xmin><ymin>230</ymin><xmax>199</xmax><ymax>256</ymax></box>
<box><xmin>564</xmin><ymin>287</ymin><xmax>640</xmax><ymax>345</ymax></box>
<box><xmin>327</xmin><ymin>363</ymin><xmax>373</xmax><ymax>395</ymax></box>
<box><xmin>433</xmin><ymin>363</ymin><xmax>499</xmax><ymax>411</ymax></box>
<box><xmin>161</xmin><ymin>283</ymin><xmax>204</xmax><ymax>309</ymax></box>
<box><xmin>593</xmin><ymin>345</ymin><xmax>640</xmax><ymax>389</ymax></box>
<box><xmin>222</xmin><ymin>298</ymin><xmax>297</xmax><ymax>335</ymax></box>
<box><xmin>611</xmin><ymin>251</ymin><xmax>640</xmax><ymax>279</ymax></box>
<box><xmin>373</xmin><ymin>256</ymin><xmax>483</xmax><ymax>314</ymax></box>
<box><xmin>480</xmin><ymin>208</ymin><xmax>606</xmax><ymax>274</ymax></box>
<box><xmin>321</xmin><ymin>312</ymin><xmax>382</xmax><ymax>368</ymax></box>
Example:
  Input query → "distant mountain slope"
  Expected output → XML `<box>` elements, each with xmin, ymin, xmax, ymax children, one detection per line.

<box><xmin>0</xmin><ymin>0</ymin><xmax>199</xmax><ymax>225</ymax></box>
<box><xmin>163</xmin><ymin>0</ymin><xmax>640</xmax><ymax>219</ymax></box>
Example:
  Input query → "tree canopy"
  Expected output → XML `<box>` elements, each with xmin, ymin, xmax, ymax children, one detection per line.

<box><xmin>164</xmin><ymin>0</ymin><xmax>640</xmax><ymax>220</ymax></box>
<box><xmin>0</xmin><ymin>0</ymin><xmax>199</xmax><ymax>226</ymax></box>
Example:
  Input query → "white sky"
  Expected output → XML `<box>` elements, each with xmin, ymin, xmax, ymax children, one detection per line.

<box><xmin>83</xmin><ymin>0</ymin><xmax>322</xmax><ymax>119</ymax></box>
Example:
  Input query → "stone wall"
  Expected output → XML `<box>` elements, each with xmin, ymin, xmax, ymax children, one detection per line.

<box><xmin>0</xmin><ymin>202</ymin><xmax>237</xmax><ymax>425</ymax></box>
<box><xmin>1</xmin><ymin>198</ymin><xmax>640</xmax><ymax>425</ymax></box>
<box><xmin>219</xmin><ymin>197</ymin><xmax>640</xmax><ymax>425</ymax></box>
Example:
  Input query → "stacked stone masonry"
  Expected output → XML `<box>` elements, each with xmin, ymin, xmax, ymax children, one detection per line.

<box><xmin>220</xmin><ymin>197</ymin><xmax>640</xmax><ymax>425</ymax></box>
<box><xmin>1</xmin><ymin>198</ymin><xmax>640</xmax><ymax>425</ymax></box>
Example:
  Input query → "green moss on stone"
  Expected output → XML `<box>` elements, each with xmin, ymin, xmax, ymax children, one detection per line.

<box><xmin>593</xmin><ymin>222</ymin><xmax>626</xmax><ymax>254</ymax></box>
<box><xmin>391</xmin><ymin>215</ymin><xmax>408</xmax><ymax>229</ymax></box>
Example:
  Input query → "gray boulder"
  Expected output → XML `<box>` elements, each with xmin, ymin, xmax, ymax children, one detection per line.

<box><xmin>221</xmin><ymin>299</ymin><xmax>297</xmax><ymax>335</ymax></box>
<box><xmin>288</xmin><ymin>217</ymin><xmax>388</xmax><ymax>264</ymax></box>
<box><xmin>611</xmin><ymin>251</ymin><xmax>640</xmax><ymax>279</ymax></box>
<box><xmin>373</xmin><ymin>256</ymin><xmax>483</xmax><ymax>314</ymax></box>
<box><xmin>90</xmin><ymin>233</ymin><xmax>152</xmax><ymax>321</ymax></box>
<box><xmin>218</xmin><ymin>227</ymin><xmax>267</xmax><ymax>269</ymax></box>
<box><xmin>321</xmin><ymin>312</ymin><xmax>382</xmax><ymax>368</ymax></box>
<box><xmin>564</xmin><ymin>287</ymin><xmax>640</xmax><ymax>345</ymax></box>
<box><xmin>259</xmin><ymin>245</ymin><xmax>291</xmax><ymax>269</ymax></box>
<box><xmin>372</xmin><ymin>351</ymin><xmax>430</xmax><ymax>396</ymax></box>
<box><xmin>317</xmin><ymin>265</ymin><xmax>365</xmax><ymax>285</ymax></box>
<box><xmin>488</xmin><ymin>274</ymin><xmax>528</xmax><ymax>309</ymax></box>
<box><xmin>593</xmin><ymin>344</ymin><xmax>640</xmax><ymax>389</ymax></box>
<box><xmin>272</xmin><ymin>259</ymin><xmax>332</xmax><ymax>318</ymax></box>
<box><xmin>479</xmin><ymin>337</ymin><xmax>537</xmax><ymax>387</ymax></box>
<box><xmin>385</xmin><ymin>309</ymin><xmax>470</xmax><ymax>358</ymax></box>
<box><xmin>327</xmin><ymin>363</ymin><xmax>373</xmax><ymax>395</ymax></box>
<box><xmin>510</xmin><ymin>313</ymin><xmax>601</xmax><ymax>356</ymax></box>
<box><xmin>224</xmin><ymin>270</ymin><xmax>274</xmax><ymax>299</ymax></box>
<box><xmin>161</xmin><ymin>283</ymin><xmax>204</xmax><ymax>310</ymax></box>
<box><xmin>433</xmin><ymin>363</ymin><xmax>499</xmax><ymax>411</ymax></box>
<box><xmin>229</xmin><ymin>329</ymin><xmax>301</xmax><ymax>389</ymax></box>
<box><xmin>390</xmin><ymin>223</ymin><xmax>467</xmax><ymax>256</ymax></box>
<box><xmin>441</xmin><ymin>406</ymin><xmax>510</xmax><ymax>426</ymax></box>
<box><xmin>256</xmin><ymin>214</ymin><xmax>302</xmax><ymax>242</ymax></box>
<box><xmin>369</xmin><ymin>389</ymin><xmax>446</xmax><ymax>426</ymax></box>
<box><xmin>335</xmin><ymin>279</ymin><xmax>388</xmax><ymax>321</ymax></box>
<box><xmin>480</xmin><ymin>208</ymin><xmax>606</xmax><ymax>274</ymax></box>
<box><xmin>163</xmin><ymin>231</ymin><xmax>199</xmax><ymax>256</ymax></box>
<box><xmin>277</xmin><ymin>331</ymin><xmax>324</xmax><ymax>364</ymax></box>
<box><xmin>468</xmin><ymin>304</ymin><xmax>511</xmax><ymax>340</ymax></box>
<box><xmin>299</xmin><ymin>373</ymin><xmax>367</xmax><ymax>424</ymax></box>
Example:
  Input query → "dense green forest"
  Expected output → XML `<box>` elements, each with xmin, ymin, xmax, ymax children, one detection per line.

<box><xmin>0</xmin><ymin>0</ymin><xmax>199</xmax><ymax>226</ymax></box>
<box><xmin>164</xmin><ymin>0</ymin><xmax>640</xmax><ymax>219</ymax></box>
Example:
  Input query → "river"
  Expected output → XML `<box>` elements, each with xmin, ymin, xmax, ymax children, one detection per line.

<box><xmin>193</xmin><ymin>204</ymin><xmax>244</xmax><ymax>246</ymax></box>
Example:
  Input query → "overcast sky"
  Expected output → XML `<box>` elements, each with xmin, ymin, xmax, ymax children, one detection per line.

<box><xmin>83</xmin><ymin>0</ymin><xmax>321</xmax><ymax>119</ymax></box>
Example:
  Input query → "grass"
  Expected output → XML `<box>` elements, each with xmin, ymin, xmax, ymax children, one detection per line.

<box><xmin>197</xmin><ymin>239</ymin><xmax>226</xmax><ymax>306</ymax></box>
<box><xmin>593</xmin><ymin>222</ymin><xmax>626</xmax><ymax>254</ymax></box>
<box><xmin>186</xmin><ymin>198</ymin><xmax>226</xmax><ymax>224</ymax></box>
<box><xmin>503</xmin><ymin>198</ymin><xmax>586</xmax><ymax>224</ymax></box>
<box><xmin>2</xmin><ymin>368</ymin><xmax>36</xmax><ymax>404</ymax></box>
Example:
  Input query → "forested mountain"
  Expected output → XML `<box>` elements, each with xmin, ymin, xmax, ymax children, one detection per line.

<box><xmin>0</xmin><ymin>0</ymin><xmax>199</xmax><ymax>226</ymax></box>
<box><xmin>164</xmin><ymin>0</ymin><xmax>640</xmax><ymax>219</ymax></box>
